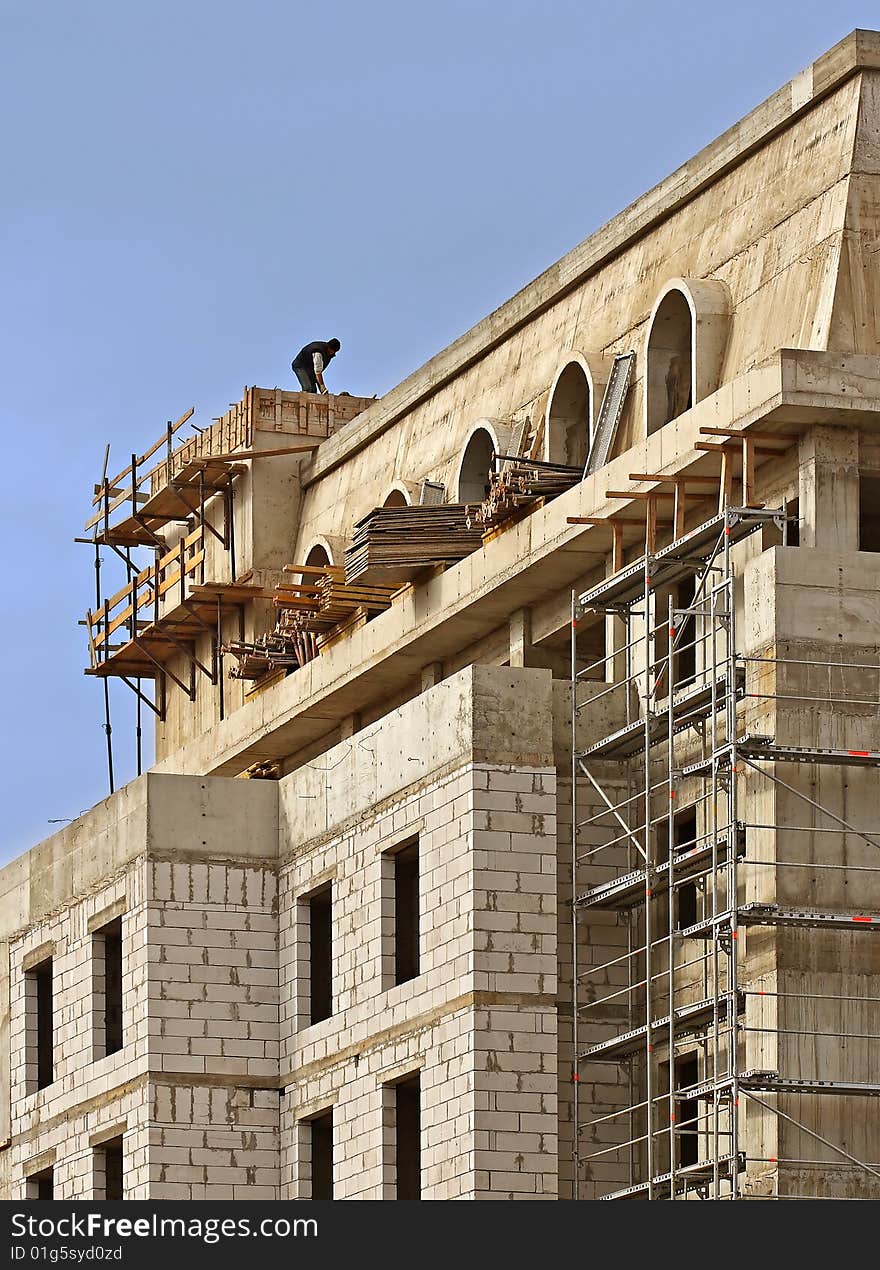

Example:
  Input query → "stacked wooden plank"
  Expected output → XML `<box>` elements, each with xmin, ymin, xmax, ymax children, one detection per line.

<box><xmin>271</xmin><ymin>573</ymin><xmax>324</xmax><ymax>630</ymax></box>
<box><xmin>345</xmin><ymin>505</ymin><xmax>484</xmax><ymax>586</ymax></box>
<box><xmin>225</xmin><ymin>560</ymin><xmax>403</xmax><ymax>685</ymax></box>
<box><xmin>469</xmin><ymin>460</ymin><xmax>583</xmax><ymax>531</ymax></box>
<box><xmin>314</xmin><ymin>571</ymin><xmax>397</xmax><ymax>622</ymax></box>
<box><xmin>273</xmin><ymin>565</ymin><xmax>396</xmax><ymax>630</ymax></box>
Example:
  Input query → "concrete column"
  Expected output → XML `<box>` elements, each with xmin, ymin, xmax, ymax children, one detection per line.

<box><xmin>509</xmin><ymin>607</ymin><xmax>533</xmax><ymax>668</ymax></box>
<box><xmin>338</xmin><ymin>713</ymin><xmax>360</xmax><ymax>740</ymax></box>
<box><xmin>797</xmin><ymin>426</ymin><xmax>859</xmax><ymax>550</ymax></box>
<box><xmin>420</xmin><ymin>663</ymin><xmax>443</xmax><ymax>691</ymax></box>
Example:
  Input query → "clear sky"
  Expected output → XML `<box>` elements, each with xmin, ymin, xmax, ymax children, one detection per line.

<box><xmin>0</xmin><ymin>1</ymin><xmax>872</xmax><ymax>864</ymax></box>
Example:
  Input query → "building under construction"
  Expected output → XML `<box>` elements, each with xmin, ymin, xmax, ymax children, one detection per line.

<box><xmin>2</xmin><ymin>30</ymin><xmax>880</xmax><ymax>1200</ymax></box>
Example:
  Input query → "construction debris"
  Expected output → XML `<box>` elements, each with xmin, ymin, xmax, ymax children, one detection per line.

<box><xmin>345</xmin><ymin>505</ymin><xmax>484</xmax><ymax>586</ymax></box>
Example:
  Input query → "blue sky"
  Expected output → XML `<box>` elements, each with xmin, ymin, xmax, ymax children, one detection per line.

<box><xmin>0</xmin><ymin>1</ymin><xmax>872</xmax><ymax>863</ymax></box>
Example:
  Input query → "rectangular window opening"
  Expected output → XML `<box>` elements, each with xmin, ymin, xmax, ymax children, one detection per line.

<box><xmin>25</xmin><ymin>958</ymin><xmax>54</xmax><ymax>1092</ymax></box>
<box><xmin>393</xmin><ymin>1072</ymin><xmax>421</xmax><ymax>1200</ymax></box>
<box><xmin>656</xmin><ymin>808</ymin><xmax>699</xmax><ymax>930</ymax></box>
<box><xmin>308</xmin><ymin>1110</ymin><xmax>333</xmax><ymax>1200</ymax></box>
<box><xmin>859</xmin><ymin>476</ymin><xmax>880</xmax><ymax>552</ymax></box>
<box><xmin>93</xmin><ymin>917</ymin><xmax>123</xmax><ymax>1058</ymax></box>
<box><xmin>676</xmin><ymin>1053</ymin><xmax>700</xmax><ymax>1168</ymax></box>
<box><xmin>308</xmin><ymin>886</ymin><xmax>332</xmax><ymax>1025</ymax></box>
<box><xmin>26</xmin><ymin>1167</ymin><xmax>54</xmax><ymax>1201</ymax></box>
<box><xmin>674</xmin><ymin>807</ymin><xmax>699</xmax><ymax>931</ymax></box>
<box><xmin>394</xmin><ymin>840</ymin><xmax>420</xmax><ymax>985</ymax></box>
<box><xmin>673</xmin><ymin>574</ymin><xmax>696</xmax><ymax>687</ymax></box>
<box><xmin>94</xmin><ymin>1136</ymin><xmax>124</xmax><ymax>1201</ymax></box>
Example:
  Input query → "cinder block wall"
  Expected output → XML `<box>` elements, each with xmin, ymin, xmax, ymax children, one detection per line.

<box><xmin>278</xmin><ymin>665</ymin><xmax>558</xmax><ymax>1198</ymax></box>
<box><xmin>146</xmin><ymin>858</ymin><xmax>280</xmax><ymax>1199</ymax></box>
<box><xmin>7</xmin><ymin>867</ymin><xmax>150</xmax><ymax>1199</ymax></box>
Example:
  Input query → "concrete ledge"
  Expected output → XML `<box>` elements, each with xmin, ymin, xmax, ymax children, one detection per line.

<box><xmin>277</xmin><ymin>665</ymin><xmax>555</xmax><ymax>853</ymax></box>
<box><xmin>0</xmin><ymin>774</ymin><xmax>279</xmax><ymax>941</ymax></box>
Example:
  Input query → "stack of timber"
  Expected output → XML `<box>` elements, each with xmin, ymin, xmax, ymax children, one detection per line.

<box><xmin>225</xmin><ymin>563</ymin><xmax>400</xmax><ymax>686</ymax></box>
<box><xmin>274</xmin><ymin>565</ymin><xmax>397</xmax><ymax>629</ymax></box>
<box><xmin>469</xmin><ymin>459</ymin><xmax>583</xmax><ymax>532</ymax></box>
<box><xmin>277</xmin><ymin>565</ymin><xmax>397</xmax><ymax>625</ymax></box>
<box><xmin>345</xmin><ymin>505</ymin><xmax>484</xmax><ymax>587</ymax></box>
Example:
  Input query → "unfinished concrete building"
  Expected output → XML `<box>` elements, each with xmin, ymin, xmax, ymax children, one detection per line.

<box><xmin>2</xmin><ymin>29</ymin><xmax>880</xmax><ymax>1201</ymax></box>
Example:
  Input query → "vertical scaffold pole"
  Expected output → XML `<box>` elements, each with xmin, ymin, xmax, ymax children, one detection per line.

<box><xmin>136</xmin><ymin>679</ymin><xmax>143</xmax><ymax>777</ymax></box>
<box><xmin>725</xmin><ymin>508</ymin><xmax>741</xmax><ymax>1198</ymax></box>
<box><xmin>710</xmin><ymin>553</ymin><xmax>721</xmax><ymax>1197</ymax></box>
<box><xmin>667</xmin><ymin>591</ymin><xmax>677</xmax><ymax>1197</ymax></box>
<box><xmin>643</xmin><ymin>560</ymin><xmax>654</xmax><ymax>1195</ymax></box>
<box><xmin>570</xmin><ymin>589</ymin><xmax>580</xmax><ymax>1198</ymax></box>
<box><xmin>94</xmin><ymin>538</ymin><xmax>114</xmax><ymax>796</ymax></box>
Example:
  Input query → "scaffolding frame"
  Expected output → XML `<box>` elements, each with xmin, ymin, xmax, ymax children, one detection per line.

<box><xmin>570</xmin><ymin>504</ymin><xmax>880</xmax><ymax>1200</ymax></box>
<box><xmin>78</xmin><ymin>410</ymin><xmax>259</xmax><ymax>793</ymax></box>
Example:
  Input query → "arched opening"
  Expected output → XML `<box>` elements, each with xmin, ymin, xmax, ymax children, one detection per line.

<box><xmin>646</xmin><ymin>289</ymin><xmax>693</xmax><ymax>435</ymax></box>
<box><xmin>457</xmin><ymin>428</ymin><xmax>496</xmax><ymax>503</ymax></box>
<box><xmin>305</xmin><ymin>543</ymin><xmax>332</xmax><ymax>570</ymax></box>
<box><xmin>546</xmin><ymin>360</ymin><xmax>592</xmax><ymax>467</ymax></box>
<box><xmin>382</xmin><ymin>487</ymin><xmax>409</xmax><ymax>509</ymax></box>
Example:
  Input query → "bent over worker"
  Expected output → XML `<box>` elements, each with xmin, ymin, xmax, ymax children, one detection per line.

<box><xmin>292</xmin><ymin>338</ymin><xmax>341</xmax><ymax>394</ymax></box>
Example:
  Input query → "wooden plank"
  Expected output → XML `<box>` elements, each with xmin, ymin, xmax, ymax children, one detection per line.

<box><xmin>283</xmin><ymin>564</ymin><xmax>345</xmax><ymax>577</ymax></box>
<box><xmin>699</xmin><ymin>426</ymin><xmax>793</xmax><ymax>442</ymax></box>
<box><xmin>102</xmin><ymin>601</ymin><xmax>136</xmax><ymax>641</ymax></box>
<box><xmin>138</xmin><ymin>407</ymin><xmax>195</xmax><ymax>466</ymax></box>
<box><xmin>85</xmin><ymin>609</ymin><xmax>97</xmax><ymax>663</ymax></box>
<box><xmin>673</xmin><ymin>483</ymin><xmax>686</xmax><ymax>538</ymax></box>
<box><xmin>742</xmin><ymin>435</ymin><xmax>756</xmax><ymax>505</ymax></box>
<box><xmin>719</xmin><ymin>447</ymin><xmax>733</xmax><ymax>513</ymax></box>
<box><xmin>199</xmin><ymin>444</ymin><xmax>321</xmax><ymax>460</ymax></box>
<box><xmin>156</xmin><ymin>525</ymin><xmax>203</xmax><ymax>572</ymax></box>
<box><xmin>92</xmin><ymin>407</ymin><xmax>194</xmax><ymax>507</ymax></box>
<box><xmin>84</xmin><ymin>487</ymin><xmax>149</xmax><ymax>532</ymax></box>
<box><xmin>646</xmin><ymin>494</ymin><xmax>658</xmax><ymax>554</ymax></box>
<box><xmin>628</xmin><ymin>472</ymin><xmax>721</xmax><ymax>484</ymax></box>
<box><xmin>606</xmin><ymin>489</ymin><xmax>676</xmax><ymax>500</ymax></box>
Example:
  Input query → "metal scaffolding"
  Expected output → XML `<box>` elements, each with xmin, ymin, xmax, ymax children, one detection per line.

<box><xmin>570</xmin><ymin>505</ymin><xmax>880</xmax><ymax>1199</ymax></box>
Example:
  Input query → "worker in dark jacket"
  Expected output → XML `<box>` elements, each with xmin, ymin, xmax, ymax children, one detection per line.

<box><xmin>292</xmin><ymin>338</ymin><xmax>341</xmax><ymax>394</ymax></box>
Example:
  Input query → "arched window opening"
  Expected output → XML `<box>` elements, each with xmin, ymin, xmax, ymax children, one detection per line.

<box><xmin>457</xmin><ymin>429</ymin><xmax>496</xmax><ymax>504</ymax></box>
<box><xmin>647</xmin><ymin>290</ymin><xmax>693</xmax><ymax>435</ymax></box>
<box><xmin>547</xmin><ymin>362</ymin><xmax>592</xmax><ymax>468</ymax></box>
<box><xmin>305</xmin><ymin>543</ymin><xmax>331</xmax><ymax>570</ymax></box>
<box><xmin>383</xmin><ymin>488</ymin><xmax>409</xmax><ymax>509</ymax></box>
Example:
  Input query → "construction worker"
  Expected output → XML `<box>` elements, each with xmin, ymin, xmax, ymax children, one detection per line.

<box><xmin>292</xmin><ymin>338</ymin><xmax>341</xmax><ymax>395</ymax></box>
